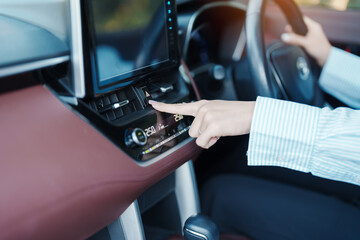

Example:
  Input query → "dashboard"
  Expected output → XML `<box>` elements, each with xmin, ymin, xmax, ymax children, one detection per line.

<box><xmin>56</xmin><ymin>0</ymin><xmax>198</xmax><ymax>165</ymax></box>
<box><xmin>2</xmin><ymin>1</ymin><xmax>360</xmax><ymax>239</ymax></box>
<box><xmin>0</xmin><ymin>1</ymin><xmax>247</xmax><ymax>239</ymax></box>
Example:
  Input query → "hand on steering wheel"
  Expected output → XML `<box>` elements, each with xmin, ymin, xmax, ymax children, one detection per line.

<box><xmin>281</xmin><ymin>17</ymin><xmax>332</xmax><ymax>67</ymax></box>
<box><xmin>245</xmin><ymin>0</ymin><xmax>325</xmax><ymax>107</ymax></box>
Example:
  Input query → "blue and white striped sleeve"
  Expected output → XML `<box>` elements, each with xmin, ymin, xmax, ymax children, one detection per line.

<box><xmin>319</xmin><ymin>47</ymin><xmax>360</xmax><ymax>109</ymax></box>
<box><xmin>247</xmin><ymin>97</ymin><xmax>360</xmax><ymax>186</ymax></box>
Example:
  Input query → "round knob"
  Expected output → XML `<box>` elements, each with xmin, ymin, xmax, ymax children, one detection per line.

<box><xmin>208</xmin><ymin>65</ymin><xmax>226</xmax><ymax>92</ymax></box>
<box><xmin>125</xmin><ymin>128</ymin><xmax>147</xmax><ymax>147</ymax></box>
<box><xmin>209</xmin><ymin>65</ymin><xmax>226</xmax><ymax>81</ymax></box>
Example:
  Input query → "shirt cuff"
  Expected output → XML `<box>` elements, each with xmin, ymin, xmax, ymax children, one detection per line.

<box><xmin>311</xmin><ymin>107</ymin><xmax>360</xmax><ymax>186</ymax></box>
<box><xmin>319</xmin><ymin>47</ymin><xmax>360</xmax><ymax>109</ymax></box>
<box><xmin>247</xmin><ymin>97</ymin><xmax>320</xmax><ymax>172</ymax></box>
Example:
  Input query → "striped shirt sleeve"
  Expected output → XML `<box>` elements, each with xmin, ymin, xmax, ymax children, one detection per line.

<box><xmin>247</xmin><ymin>97</ymin><xmax>360</xmax><ymax>186</ymax></box>
<box><xmin>319</xmin><ymin>47</ymin><xmax>360</xmax><ymax>109</ymax></box>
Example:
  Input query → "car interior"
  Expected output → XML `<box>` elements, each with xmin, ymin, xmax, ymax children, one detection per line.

<box><xmin>1</xmin><ymin>0</ymin><xmax>360</xmax><ymax>239</ymax></box>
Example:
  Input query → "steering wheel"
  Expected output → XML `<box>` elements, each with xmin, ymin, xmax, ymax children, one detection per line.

<box><xmin>246</xmin><ymin>0</ymin><xmax>324</xmax><ymax>107</ymax></box>
<box><xmin>135</xmin><ymin>4</ymin><xmax>167</xmax><ymax>68</ymax></box>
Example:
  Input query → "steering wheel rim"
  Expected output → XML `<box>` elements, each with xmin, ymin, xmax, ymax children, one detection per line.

<box><xmin>245</xmin><ymin>0</ymin><xmax>324</xmax><ymax>106</ymax></box>
<box><xmin>135</xmin><ymin>4</ymin><xmax>168</xmax><ymax>68</ymax></box>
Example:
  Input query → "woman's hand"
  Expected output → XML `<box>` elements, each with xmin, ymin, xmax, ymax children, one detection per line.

<box><xmin>149</xmin><ymin>100</ymin><xmax>256</xmax><ymax>149</ymax></box>
<box><xmin>281</xmin><ymin>17</ymin><xmax>332</xmax><ymax>67</ymax></box>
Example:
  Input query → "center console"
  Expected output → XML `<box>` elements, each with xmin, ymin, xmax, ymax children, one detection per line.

<box><xmin>88</xmin><ymin>161</ymin><xmax>200</xmax><ymax>240</ymax></box>
<box><xmin>43</xmin><ymin>0</ymin><xmax>204</xmax><ymax>238</ymax></box>
<box><xmin>1</xmin><ymin>0</ymin><xmax>208</xmax><ymax>239</ymax></box>
<box><xmin>65</xmin><ymin>0</ymin><xmax>196</xmax><ymax>164</ymax></box>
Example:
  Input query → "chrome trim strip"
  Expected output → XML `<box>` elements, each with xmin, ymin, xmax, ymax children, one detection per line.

<box><xmin>69</xmin><ymin>0</ymin><xmax>86</xmax><ymax>98</ymax></box>
<box><xmin>59</xmin><ymin>95</ymin><xmax>79</xmax><ymax>105</ymax></box>
<box><xmin>183</xmin><ymin>1</ymin><xmax>247</xmax><ymax>61</ymax></box>
<box><xmin>184</xmin><ymin>228</ymin><xmax>208</xmax><ymax>240</ymax></box>
<box><xmin>0</xmin><ymin>55</ymin><xmax>69</xmax><ymax>78</ymax></box>
<box><xmin>175</xmin><ymin>161</ymin><xmax>201</xmax><ymax>230</ymax></box>
<box><xmin>136</xmin><ymin>137</ymin><xmax>195</xmax><ymax>167</ymax></box>
<box><xmin>112</xmin><ymin>201</ymin><xmax>145</xmax><ymax>240</ymax></box>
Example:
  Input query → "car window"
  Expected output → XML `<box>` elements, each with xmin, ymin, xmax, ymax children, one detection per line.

<box><xmin>295</xmin><ymin>0</ymin><xmax>360</xmax><ymax>11</ymax></box>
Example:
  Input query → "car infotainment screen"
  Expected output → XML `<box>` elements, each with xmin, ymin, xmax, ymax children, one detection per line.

<box><xmin>87</xmin><ymin>0</ymin><xmax>177</xmax><ymax>94</ymax></box>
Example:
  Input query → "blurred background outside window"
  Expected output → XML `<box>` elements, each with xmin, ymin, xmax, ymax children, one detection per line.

<box><xmin>294</xmin><ymin>0</ymin><xmax>360</xmax><ymax>11</ymax></box>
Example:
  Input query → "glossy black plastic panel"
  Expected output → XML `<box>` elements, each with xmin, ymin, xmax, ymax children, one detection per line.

<box><xmin>81</xmin><ymin>0</ymin><xmax>180</xmax><ymax>96</ymax></box>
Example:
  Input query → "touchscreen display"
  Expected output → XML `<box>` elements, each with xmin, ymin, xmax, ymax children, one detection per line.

<box><xmin>92</xmin><ymin>0</ymin><xmax>170</xmax><ymax>85</ymax></box>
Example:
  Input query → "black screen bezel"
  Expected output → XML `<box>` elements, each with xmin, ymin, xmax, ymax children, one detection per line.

<box><xmin>81</xmin><ymin>0</ymin><xmax>179</xmax><ymax>96</ymax></box>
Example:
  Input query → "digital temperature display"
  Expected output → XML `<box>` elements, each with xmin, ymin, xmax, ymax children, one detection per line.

<box><xmin>121</xmin><ymin>110</ymin><xmax>192</xmax><ymax>162</ymax></box>
<box><xmin>144</xmin><ymin>126</ymin><xmax>156</xmax><ymax>137</ymax></box>
<box><xmin>144</xmin><ymin>114</ymin><xmax>184</xmax><ymax>137</ymax></box>
<box><xmin>137</xmin><ymin>113</ymin><xmax>189</xmax><ymax>161</ymax></box>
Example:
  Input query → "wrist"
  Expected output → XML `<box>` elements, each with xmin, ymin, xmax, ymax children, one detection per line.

<box><xmin>245</xmin><ymin>101</ymin><xmax>256</xmax><ymax>134</ymax></box>
<box><xmin>319</xmin><ymin>43</ymin><xmax>332</xmax><ymax>67</ymax></box>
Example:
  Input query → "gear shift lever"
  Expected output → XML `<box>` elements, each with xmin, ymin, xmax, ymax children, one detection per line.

<box><xmin>183</xmin><ymin>214</ymin><xmax>219</xmax><ymax>240</ymax></box>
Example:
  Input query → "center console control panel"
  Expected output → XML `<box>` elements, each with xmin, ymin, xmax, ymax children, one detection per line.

<box><xmin>122</xmin><ymin>112</ymin><xmax>193</xmax><ymax>161</ymax></box>
<box><xmin>64</xmin><ymin>0</ymin><xmax>195</xmax><ymax>163</ymax></box>
<box><xmin>74</xmin><ymin>72</ymin><xmax>194</xmax><ymax>163</ymax></box>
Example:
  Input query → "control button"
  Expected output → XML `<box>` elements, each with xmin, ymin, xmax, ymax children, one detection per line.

<box><xmin>102</xmin><ymin>96</ymin><xmax>111</xmax><ymax>106</ymax></box>
<box><xmin>136</xmin><ymin>86</ymin><xmax>152</xmax><ymax>108</ymax></box>
<box><xmin>125</xmin><ymin>128</ymin><xmax>147</xmax><ymax>148</ymax></box>
<box><xmin>117</xmin><ymin>91</ymin><xmax>127</xmax><ymax>101</ymax></box>
<box><xmin>95</xmin><ymin>98</ymin><xmax>104</xmax><ymax>110</ymax></box>
<box><xmin>160</xmin><ymin>84</ymin><xmax>174</xmax><ymax>93</ymax></box>
<box><xmin>97</xmin><ymin>100</ymin><xmax>129</xmax><ymax>114</ymax></box>
<box><xmin>109</xmin><ymin>94</ymin><xmax>119</xmax><ymax>104</ymax></box>
<box><xmin>113</xmin><ymin>100</ymin><xmax>130</xmax><ymax>109</ymax></box>
<box><xmin>114</xmin><ymin>108</ymin><xmax>124</xmax><ymax>118</ymax></box>
<box><xmin>106</xmin><ymin>111</ymin><xmax>116</xmax><ymax>121</ymax></box>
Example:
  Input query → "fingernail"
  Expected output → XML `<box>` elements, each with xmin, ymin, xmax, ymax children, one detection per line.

<box><xmin>281</xmin><ymin>33</ymin><xmax>290</xmax><ymax>42</ymax></box>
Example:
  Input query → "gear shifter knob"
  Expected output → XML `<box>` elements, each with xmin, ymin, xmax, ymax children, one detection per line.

<box><xmin>183</xmin><ymin>214</ymin><xmax>219</xmax><ymax>240</ymax></box>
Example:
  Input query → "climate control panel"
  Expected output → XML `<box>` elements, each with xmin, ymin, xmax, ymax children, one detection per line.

<box><xmin>121</xmin><ymin>112</ymin><xmax>193</xmax><ymax>162</ymax></box>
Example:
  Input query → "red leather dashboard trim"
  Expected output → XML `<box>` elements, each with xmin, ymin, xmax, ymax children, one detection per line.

<box><xmin>0</xmin><ymin>86</ymin><xmax>201</xmax><ymax>240</ymax></box>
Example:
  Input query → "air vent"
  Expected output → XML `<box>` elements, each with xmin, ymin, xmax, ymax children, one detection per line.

<box><xmin>88</xmin><ymin>86</ymin><xmax>144</xmax><ymax>121</ymax></box>
<box><xmin>146</xmin><ymin>82</ymin><xmax>175</xmax><ymax>99</ymax></box>
<box><xmin>87</xmin><ymin>81</ymin><xmax>176</xmax><ymax>122</ymax></box>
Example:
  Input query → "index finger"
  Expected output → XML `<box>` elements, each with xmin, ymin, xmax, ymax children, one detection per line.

<box><xmin>149</xmin><ymin>100</ymin><xmax>205</xmax><ymax>117</ymax></box>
